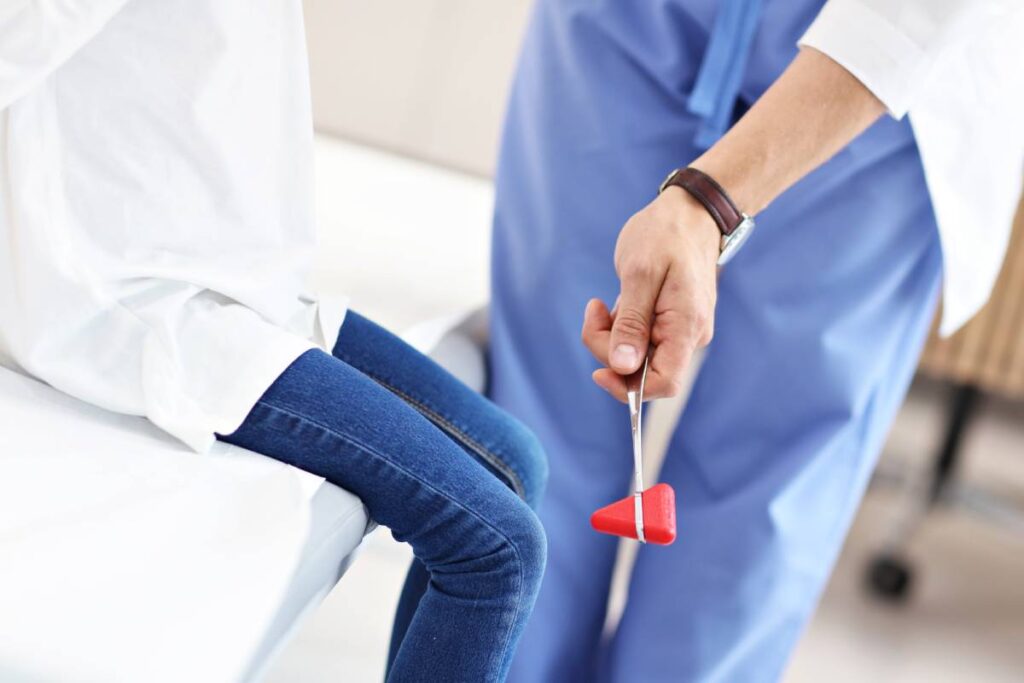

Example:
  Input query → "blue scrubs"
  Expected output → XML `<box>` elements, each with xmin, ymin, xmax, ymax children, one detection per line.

<box><xmin>489</xmin><ymin>1</ymin><xmax>943</xmax><ymax>681</ymax></box>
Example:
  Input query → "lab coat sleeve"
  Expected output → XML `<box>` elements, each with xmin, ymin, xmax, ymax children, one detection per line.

<box><xmin>0</xmin><ymin>0</ymin><xmax>130</xmax><ymax>110</ymax></box>
<box><xmin>798</xmin><ymin>0</ymin><xmax>1019</xmax><ymax>118</ymax></box>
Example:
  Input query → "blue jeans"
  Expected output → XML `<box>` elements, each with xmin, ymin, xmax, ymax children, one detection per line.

<box><xmin>219</xmin><ymin>312</ymin><xmax>548</xmax><ymax>682</ymax></box>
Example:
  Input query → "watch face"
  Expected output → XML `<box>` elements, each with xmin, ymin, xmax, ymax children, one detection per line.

<box><xmin>718</xmin><ymin>217</ymin><xmax>755</xmax><ymax>265</ymax></box>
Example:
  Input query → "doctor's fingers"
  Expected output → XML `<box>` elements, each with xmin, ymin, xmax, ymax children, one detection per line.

<box><xmin>581</xmin><ymin>298</ymin><xmax>614</xmax><ymax>365</ymax></box>
<box><xmin>607</xmin><ymin>263</ymin><xmax>664</xmax><ymax>375</ymax></box>
<box><xmin>585</xmin><ymin>300</ymin><xmax>635</xmax><ymax>401</ymax></box>
<box><xmin>645</xmin><ymin>269</ymin><xmax>716</xmax><ymax>397</ymax></box>
<box><xmin>592</xmin><ymin>360</ymin><xmax>685</xmax><ymax>403</ymax></box>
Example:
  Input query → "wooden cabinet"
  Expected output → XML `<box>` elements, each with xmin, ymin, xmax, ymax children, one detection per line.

<box><xmin>920</xmin><ymin>192</ymin><xmax>1024</xmax><ymax>399</ymax></box>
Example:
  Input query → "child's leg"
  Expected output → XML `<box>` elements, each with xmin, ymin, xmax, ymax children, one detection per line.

<box><xmin>327</xmin><ymin>312</ymin><xmax>549</xmax><ymax>675</ymax></box>
<box><xmin>331</xmin><ymin>312</ymin><xmax>548</xmax><ymax>509</ymax></box>
<box><xmin>219</xmin><ymin>347</ymin><xmax>547</xmax><ymax>682</ymax></box>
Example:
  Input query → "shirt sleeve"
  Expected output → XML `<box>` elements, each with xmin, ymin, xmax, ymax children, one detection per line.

<box><xmin>0</xmin><ymin>0</ymin><xmax>130</xmax><ymax>110</ymax></box>
<box><xmin>798</xmin><ymin>0</ymin><xmax>1016</xmax><ymax>118</ymax></box>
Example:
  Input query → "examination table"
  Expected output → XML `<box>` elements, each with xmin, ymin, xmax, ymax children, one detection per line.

<box><xmin>0</xmin><ymin>309</ymin><xmax>484</xmax><ymax>682</ymax></box>
<box><xmin>0</xmin><ymin>363</ymin><xmax>370</xmax><ymax>682</ymax></box>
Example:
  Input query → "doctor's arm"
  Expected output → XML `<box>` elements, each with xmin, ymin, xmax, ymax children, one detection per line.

<box><xmin>583</xmin><ymin>0</ymin><xmax>1021</xmax><ymax>402</ymax></box>
<box><xmin>581</xmin><ymin>46</ymin><xmax>884</xmax><ymax>402</ymax></box>
<box><xmin>0</xmin><ymin>1</ymin><xmax>130</xmax><ymax>110</ymax></box>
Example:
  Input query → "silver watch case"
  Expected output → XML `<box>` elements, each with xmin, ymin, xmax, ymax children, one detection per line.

<box><xmin>717</xmin><ymin>214</ymin><xmax>755</xmax><ymax>265</ymax></box>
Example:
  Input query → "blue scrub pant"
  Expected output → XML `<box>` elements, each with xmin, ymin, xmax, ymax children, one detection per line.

<box><xmin>489</xmin><ymin>1</ymin><xmax>943</xmax><ymax>681</ymax></box>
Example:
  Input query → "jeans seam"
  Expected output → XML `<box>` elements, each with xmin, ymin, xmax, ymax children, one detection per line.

<box><xmin>387</xmin><ymin>384</ymin><xmax>528</xmax><ymax>501</ymax></box>
<box><xmin>334</xmin><ymin>360</ymin><xmax>529</xmax><ymax>501</ymax></box>
<box><xmin>254</xmin><ymin>399</ymin><xmax>525</xmax><ymax>676</ymax></box>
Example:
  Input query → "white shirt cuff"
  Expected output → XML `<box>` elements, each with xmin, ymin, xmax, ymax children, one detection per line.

<box><xmin>798</xmin><ymin>0</ymin><xmax>930</xmax><ymax>119</ymax></box>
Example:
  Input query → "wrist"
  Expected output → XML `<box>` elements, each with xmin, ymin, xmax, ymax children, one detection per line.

<box><xmin>658</xmin><ymin>166</ymin><xmax>758</xmax><ymax>265</ymax></box>
<box><xmin>689</xmin><ymin>149</ymin><xmax>765</xmax><ymax>218</ymax></box>
<box><xmin>655</xmin><ymin>186</ymin><xmax>721</xmax><ymax>258</ymax></box>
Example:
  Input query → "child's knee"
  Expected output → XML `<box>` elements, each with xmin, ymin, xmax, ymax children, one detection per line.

<box><xmin>425</xmin><ymin>497</ymin><xmax>546</xmax><ymax>604</ymax></box>
<box><xmin>503</xmin><ymin>419</ymin><xmax>549</xmax><ymax>510</ymax></box>
<box><xmin>504</xmin><ymin>499</ymin><xmax>548</xmax><ymax>593</ymax></box>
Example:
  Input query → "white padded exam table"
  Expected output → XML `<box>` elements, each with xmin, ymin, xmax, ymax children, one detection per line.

<box><xmin>0</xmin><ymin>364</ymin><xmax>370</xmax><ymax>682</ymax></box>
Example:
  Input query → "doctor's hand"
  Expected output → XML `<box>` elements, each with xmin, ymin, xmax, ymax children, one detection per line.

<box><xmin>581</xmin><ymin>186</ymin><xmax>719</xmax><ymax>402</ymax></box>
<box><xmin>579</xmin><ymin>49</ymin><xmax>887</xmax><ymax>403</ymax></box>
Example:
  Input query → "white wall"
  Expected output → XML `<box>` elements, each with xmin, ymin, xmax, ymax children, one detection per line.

<box><xmin>303</xmin><ymin>0</ymin><xmax>533</xmax><ymax>177</ymax></box>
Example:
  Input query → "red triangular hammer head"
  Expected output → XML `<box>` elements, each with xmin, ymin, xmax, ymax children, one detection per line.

<box><xmin>590</xmin><ymin>483</ymin><xmax>677</xmax><ymax>545</ymax></box>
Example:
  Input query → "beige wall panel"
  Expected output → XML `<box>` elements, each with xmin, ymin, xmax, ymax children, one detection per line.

<box><xmin>303</xmin><ymin>0</ymin><xmax>532</xmax><ymax>176</ymax></box>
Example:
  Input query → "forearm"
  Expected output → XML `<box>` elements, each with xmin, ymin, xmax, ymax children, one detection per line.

<box><xmin>690</xmin><ymin>46</ymin><xmax>885</xmax><ymax>217</ymax></box>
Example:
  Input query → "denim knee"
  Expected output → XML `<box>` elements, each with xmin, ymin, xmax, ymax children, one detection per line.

<box><xmin>429</xmin><ymin>496</ymin><xmax>547</xmax><ymax>608</ymax></box>
<box><xmin>504</xmin><ymin>498</ymin><xmax>548</xmax><ymax>594</ymax></box>
<box><xmin>502</xmin><ymin>417</ymin><xmax>549</xmax><ymax>510</ymax></box>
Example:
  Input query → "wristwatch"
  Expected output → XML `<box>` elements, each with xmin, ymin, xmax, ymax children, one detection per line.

<box><xmin>659</xmin><ymin>167</ymin><xmax>756</xmax><ymax>265</ymax></box>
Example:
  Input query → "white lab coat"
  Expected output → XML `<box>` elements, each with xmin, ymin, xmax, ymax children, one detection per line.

<box><xmin>799</xmin><ymin>0</ymin><xmax>1024</xmax><ymax>334</ymax></box>
<box><xmin>0</xmin><ymin>0</ymin><xmax>1021</xmax><ymax>452</ymax></box>
<box><xmin>0</xmin><ymin>0</ymin><xmax>345</xmax><ymax>452</ymax></box>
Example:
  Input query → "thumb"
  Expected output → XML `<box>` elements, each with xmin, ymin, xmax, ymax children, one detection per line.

<box><xmin>608</xmin><ymin>270</ymin><xmax>659</xmax><ymax>374</ymax></box>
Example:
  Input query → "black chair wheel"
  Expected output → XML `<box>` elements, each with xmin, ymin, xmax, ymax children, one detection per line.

<box><xmin>866</xmin><ymin>554</ymin><xmax>914</xmax><ymax>603</ymax></box>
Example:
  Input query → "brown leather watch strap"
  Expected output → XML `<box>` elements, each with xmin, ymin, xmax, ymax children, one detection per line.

<box><xmin>661</xmin><ymin>167</ymin><xmax>744</xmax><ymax>236</ymax></box>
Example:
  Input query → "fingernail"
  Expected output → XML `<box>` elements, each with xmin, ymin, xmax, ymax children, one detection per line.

<box><xmin>611</xmin><ymin>344</ymin><xmax>639</xmax><ymax>369</ymax></box>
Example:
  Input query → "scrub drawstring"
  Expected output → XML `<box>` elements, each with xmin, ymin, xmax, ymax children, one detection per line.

<box><xmin>687</xmin><ymin>0</ymin><xmax>765</xmax><ymax>148</ymax></box>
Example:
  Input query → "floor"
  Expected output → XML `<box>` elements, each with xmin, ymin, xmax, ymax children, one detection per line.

<box><xmin>265</xmin><ymin>137</ymin><xmax>1024</xmax><ymax>682</ymax></box>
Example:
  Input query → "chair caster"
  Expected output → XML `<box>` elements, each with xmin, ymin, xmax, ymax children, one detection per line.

<box><xmin>866</xmin><ymin>553</ymin><xmax>914</xmax><ymax>603</ymax></box>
